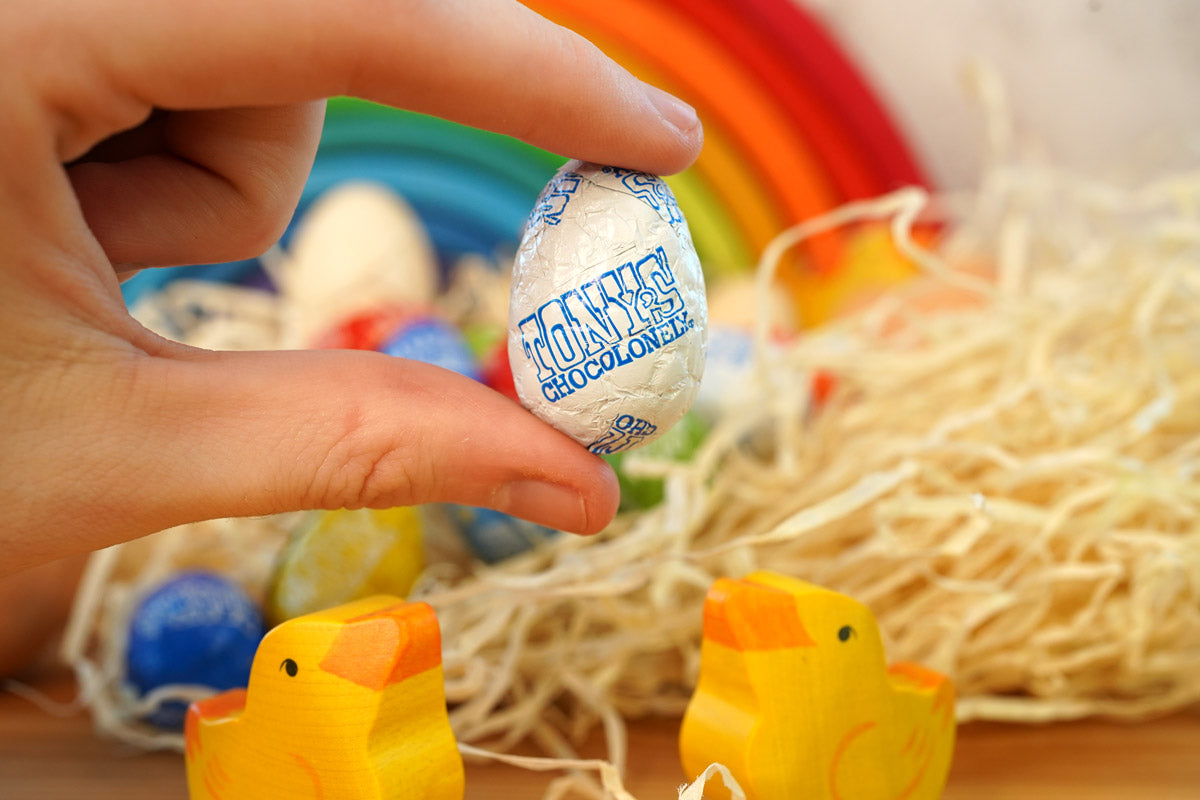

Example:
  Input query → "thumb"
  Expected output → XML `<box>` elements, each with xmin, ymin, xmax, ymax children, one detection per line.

<box><xmin>151</xmin><ymin>348</ymin><xmax>620</xmax><ymax>529</ymax></box>
<box><xmin>27</xmin><ymin>346</ymin><xmax>619</xmax><ymax>567</ymax></box>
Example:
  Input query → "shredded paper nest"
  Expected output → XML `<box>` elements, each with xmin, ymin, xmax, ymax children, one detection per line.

<box><xmin>60</xmin><ymin>105</ymin><xmax>1200</xmax><ymax>798</ymax></box>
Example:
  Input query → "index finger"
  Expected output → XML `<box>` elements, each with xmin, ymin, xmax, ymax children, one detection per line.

<box><xmin>61</xmin><ymin>0</ymin><xmax>703</xmax><ymax>174</ymax></box>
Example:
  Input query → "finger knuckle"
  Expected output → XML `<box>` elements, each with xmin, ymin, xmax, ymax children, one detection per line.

<box><xmin>298</xmin><ymin>404</ymin><xmax>428</xmax><ymax>510</ymax></box>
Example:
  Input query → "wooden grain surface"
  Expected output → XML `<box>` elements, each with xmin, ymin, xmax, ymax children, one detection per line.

<box><xmin>1</xmin><ymin>673</ymin><xmax>1198</xmax><ymax>799</ymax></box>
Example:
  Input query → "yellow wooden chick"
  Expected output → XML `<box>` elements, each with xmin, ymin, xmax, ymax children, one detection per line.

<box><xmin>185</xmin><ymin>595</ymin><xmax>464</xmax><ymax>800</ymax></box>
<box><xmin>680</xmin><ymin>571</ymin><xmax>955</xmax><ymax>800</ymax></box>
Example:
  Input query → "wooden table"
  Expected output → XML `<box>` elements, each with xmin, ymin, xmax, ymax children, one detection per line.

<box><xmin>2</xmin><ymin>672</ymin><xmax>1198</xmax><ymax>799</ymax></box>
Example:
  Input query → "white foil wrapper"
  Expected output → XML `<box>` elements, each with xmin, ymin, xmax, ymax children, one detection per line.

<box><xmin>278</xmin><ymin>182</ymin><xmax>439</xmax><ymax>345</ymax></box>
<box><xmin>508</xmin><ymin>161</ymin><xmax>708</xmax><ymax>454</ymax></box>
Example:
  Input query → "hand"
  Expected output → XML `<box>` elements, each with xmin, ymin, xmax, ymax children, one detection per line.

<box><xmin>0</xmin><ymin>0</ymin><xmax>703</xmax><ymax>576</ymax></box>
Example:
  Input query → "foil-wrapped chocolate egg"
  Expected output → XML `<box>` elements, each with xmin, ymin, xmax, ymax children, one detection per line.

<box><xmin>279</xmin><ymin>182</ymin><xmax>439</xmax><ymax>345</ymax></box>
<box><xmin>508</xmin><ymin>161</ymin><xmax>707</xmax><ymax>454</ymax></box>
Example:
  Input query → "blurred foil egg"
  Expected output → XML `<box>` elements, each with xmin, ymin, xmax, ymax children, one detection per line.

<box><xmin>125</xmin><ymin>571</ymin><xmax>265</xmax><ymax>729</ymax></box>
<box><xmin>276</xmin><ymin>181</ymin><xmax>440</xmax><ymax>345</ymax></box>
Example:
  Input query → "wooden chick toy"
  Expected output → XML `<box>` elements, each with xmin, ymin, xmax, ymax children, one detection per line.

<box><xmin>185</xmin><ymin>595</ymin><xmax>464</xmax><ymax>800</ymax></box>
<box><xmin>680</xmin><ymin>571</ymin><xmax>955</xmax><ymax>800</ymax></box>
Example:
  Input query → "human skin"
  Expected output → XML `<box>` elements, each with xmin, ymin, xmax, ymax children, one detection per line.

<box><xmin>0</xmin><ymin>0</ymin><xmax>702</xmax><ymax>672</ymax></box>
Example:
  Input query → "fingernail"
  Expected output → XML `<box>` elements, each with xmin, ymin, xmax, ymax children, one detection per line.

<box><xmin>493</xmin><ymin>479</ymin><xmax>589</xmax><ymax>533</ymax></box>
<box><xmin>642</xmin><ymin>82</ymin><xmax>701</xmax><ymax>137</ymax></box>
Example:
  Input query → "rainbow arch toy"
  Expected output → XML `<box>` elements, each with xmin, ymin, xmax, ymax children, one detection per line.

<box><xmin>123</xmin><ymin>0</ymin><xmax>930</xmax><ymax>326</ymax></box>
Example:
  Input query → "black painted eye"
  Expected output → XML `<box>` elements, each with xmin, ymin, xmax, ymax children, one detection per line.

<box><xmin>280</xmin><ymin>658</ymin><xmax>299</xmax><ymax>677</ymax></box>
<box><xmin>837</xmin><ymin>625</ymin><xmax>855</xmax><ymax>642</ymax></box>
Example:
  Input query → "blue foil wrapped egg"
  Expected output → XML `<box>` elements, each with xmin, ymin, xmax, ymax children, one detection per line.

<box><xmin>125</xmin><ymin>571</ymin><xmax>265</xmax><ymax>729</ymax></box>
<box><xmin>448</xmin><ymin>505</ymin><xmax>559</xmax><ymax>564</ymax></box>
<box><xmin>378</xmin><ymin>316</ymin><xmax>481</xmax><ymax>381</ymax></box>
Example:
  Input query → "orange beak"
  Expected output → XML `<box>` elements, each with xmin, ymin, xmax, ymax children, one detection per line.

<box><xmin>703</xmin><ymin>578</ymin><xmax>816</xmax><ymax>652</ymax></box>
<box><xmin>318</xmin><ymin>600</ymin><xmax>443</xmax><ymax>690</ymax></box>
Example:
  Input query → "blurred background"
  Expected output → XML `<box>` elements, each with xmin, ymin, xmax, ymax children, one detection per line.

<box><xmin>814</xmin><ymin>0</ymin><xmax>1198</xmax><ymax>188</ymax></box>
